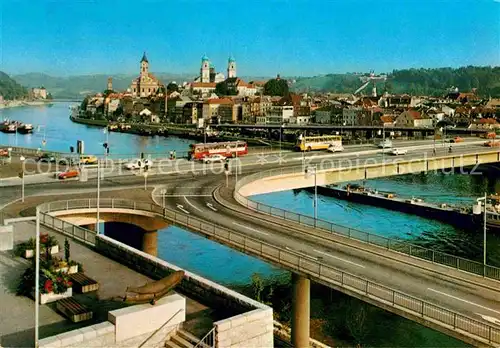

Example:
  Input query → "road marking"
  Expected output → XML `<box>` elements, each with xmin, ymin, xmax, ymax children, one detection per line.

<box><xmin>427</xmin><ymin>288</ymin><xmax>500</xmax><ymax>315</ymax></box>
<box><xmin>183</xmin><ymin>196</ymin><xmax>203</xmax><ymax>212</ymax></box>
<box><xmin>176</xmin><ymin>204</ymin><xmax>190</xmax><ymax>214</ymax></box>
<box><xmin>153</xmin><ymin>194</ymin><xmax>212</xmax><ymax>197</ymax></box>
<box><xmin>477</xmin><ymin>313</ymin><xmax>500</xmax><ymax>325</ymax></box>
<box><xmin>232</xmin><ymin>222</ymin><xmax>268</xmax><ymax>236</ymax></box>
<box><xmin>313</xmin><ymin>249</ymin><xmax>365</xmax><ymax>268</ymax></box>
<box><xmin>206</xmin><ymin>203</ymin><xmax>218</xmax><ymax>211</ymax></box>
<box><xmin>286</xmin><ymin>247</ymin><xmax>318</xmax><ymax>260</ymax></box>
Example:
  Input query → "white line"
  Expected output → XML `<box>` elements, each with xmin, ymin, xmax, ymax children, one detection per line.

<box><xmin>176</xmin><ymin>204</ymin><xmax>190</xmax><ymax>214</ymax></box>
<box><xmin>286</xmin><ymin>247</ymin><xmax>318</xmax><ymax>260</ymax></box>
<box><xmin>477</xmin><ymin>313</ymin><xmax>500</xmax><ymax>325</ymax></box>
<box><xmin>427</xmin><ymin>288</ymin><xmax>500</xmax><ymax>316</ymax></box>
<box><xmin>206</xmin><ymin>203</ymin><xmax>218</xmax><ymax>211</ymax></box>
<box><xmin>183</xmin><ymin>196</ymin><xmax>203</xmax><ymax>212</ymax></box>
<box><xmin>313</xmin><ymin>249</ymin><xmax>365</xmax><ymax>268</ymax></box>
<box><xmin>232</xmin><ymin>222</ymin><xmax>268</xmax><ymax>236</ymax></box>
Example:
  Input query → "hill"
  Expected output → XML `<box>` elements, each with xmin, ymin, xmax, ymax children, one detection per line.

<box><xmin>13</xmin><ymin>72</ymin><xmax>195</xmax><ymax>99</ymax></box>
<box><xmin>291</xmin><ymin>66</ymin><xmax>500</xmax><ymax>97</ymax></box>
<box><xmin>0</xmin><ymin>71</ymin><xmax>28</xmax><ymax>100</ymax></box>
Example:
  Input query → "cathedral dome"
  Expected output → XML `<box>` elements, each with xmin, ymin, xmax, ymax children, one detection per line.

<box><xmin>228</xmin><ymin>56</ymin><xmax>236</xmax><ymax>63</ymax></box>
<box><xmin>201</xmin><ymin>54</ymin><xmax>209</xmax><ymax>62</ymax></box>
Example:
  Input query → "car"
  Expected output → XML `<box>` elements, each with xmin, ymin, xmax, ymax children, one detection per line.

<box><xmin>79</xmin><ymin>155</ymin><xmax>98</xmax><ymax>165</ymax></box>
<box><xmin>0</xmin><ymin>148</ymin><xmax>9</xmax><ymax>157</ymax></box>
<box><xmin>327</xmin><ymin>144</ymin><xmax>344</xmax><ymax>153</ymax></box>
<box><xmin>484</xmin><ymin>141</ymin><xmax>500</xmax><ymax>147</ymax></box>
<box><xmin>37</xmin><ymin>153</ymin><xmax>56</xmax><ymax>163</ymax></box>
<box><xmin>58</xmin><ymin>169</ymin><xmax>79</xmax><ymax>180</ymax></box>
<box><xmin>203</xmin><ymin>154</ymin><xmax>226</xmax><ymax>163</ymax></box>
<box><xmin>124</xmin><ymin>158</ymin><xmax>153</xmax><ymax>170</ymax></box>
<box><xmin>450</xmin><ymin>136</ymin><xmax>463</xmax><ymax>143</ymax></box>
<box><xmin>390</xmin><ymin>148</ymin><xmax>408</xmax><ymax>155</ymax></box>
<box><xmin>377</xmin><ymin>140</ymin><xmax>393</xmax><ymax>148</ymax></box>
<box><xmin>58</xmin><ymin>157</ymin><xmax>78</xmax><ymax>165</ymax></box>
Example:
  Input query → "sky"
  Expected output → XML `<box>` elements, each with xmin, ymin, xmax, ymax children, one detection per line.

<box><xmin>0</xmin><ymin>0</ymin><xmax>499</xmax><ymax>77</ymax></box>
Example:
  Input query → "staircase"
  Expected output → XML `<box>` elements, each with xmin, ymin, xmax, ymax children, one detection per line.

<box><xmin>165</xmin><ymin>329</ymin><xmax>202</xmax><ymax>348</ymax></box>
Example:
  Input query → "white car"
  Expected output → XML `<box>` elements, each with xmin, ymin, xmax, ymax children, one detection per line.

<box><xmin>327</xmin><ymin>144</ymin><xmax>344</xmax><ymax>152</ymax></box>
<box><xmin>390</xmin><ymin>148</ymin><xmax>408</xmax><ymax>156</ymax></box>
<box><xmin>378</xmin><ymin>140</ymin><xmax>393</xmax><ymax>148</ymax></box>
<box><xmin>124</xmin><ymin>158</ymin><xmax>153</xmax><ymax>170</ymax></box>
<box><xmin>203</xmin><ymin>154</ymin><xmax>226</xmax><ymax>163</ymax></box>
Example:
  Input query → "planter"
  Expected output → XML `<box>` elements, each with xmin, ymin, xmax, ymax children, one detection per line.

<box><xmin>23</xmin><ymin>245</ymin><xmax>59</xmax><ymax>259</ymax></box>
<box><xmin>54</xmin><ymin>266</ymin><xmax>68</xmax><ymax>273</ymax></box>
<box><xmin>68</xmin><ymin>265</ymin><xmax>78</xmax><ymax>274</ymax></box>
<box><xmin>39</xmin><ymin>288</ymin><xmax>72</xmax><ymax>304</ymax></box>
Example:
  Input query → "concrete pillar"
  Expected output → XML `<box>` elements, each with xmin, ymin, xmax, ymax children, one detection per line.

<box><xmin>291</xmin><ymin>273</ymin><xmax>310</xmax><ymax>348</ymax></box>
<box><xmin>142</xmin><ymin>230</ymin><xmax>158</xmax><ymax>256</ymax></box>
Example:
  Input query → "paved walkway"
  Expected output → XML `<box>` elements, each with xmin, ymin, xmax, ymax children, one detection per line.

<box><xmin>0</xmin><ymin>221</ymin><xmax>214</xmax><ymax>347</ymax></box>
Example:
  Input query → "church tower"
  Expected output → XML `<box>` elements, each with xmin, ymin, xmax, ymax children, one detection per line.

<box><xmin>107</xmin><ymin>77</ymin><xmax>113</xmax><ymax>91</ymax></box>
<box><xmin>200</xmin><ymin>55</ymin><xmax>210</xmax><ymax>83</ymax></box>
<box><xmin>227</xmin><ymin>55</ymin><xmax>236</xmax><ymax>78</ymax></box>
<box><xmin>140</xmin><ymin>52</ymin><xmax>149</xmax><ymax>79</ymax></box>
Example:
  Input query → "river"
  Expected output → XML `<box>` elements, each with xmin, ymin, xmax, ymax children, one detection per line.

<box><xmin>1</xmin><ymin>102</ymin><xmax>480</xmax><ymax>346</ymax></box>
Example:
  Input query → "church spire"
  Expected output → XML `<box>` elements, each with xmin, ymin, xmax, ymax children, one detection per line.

<box><xmin>141</xmin><ymin>52</ymin><xmax>148</xmax><ymax>63</ymax></box>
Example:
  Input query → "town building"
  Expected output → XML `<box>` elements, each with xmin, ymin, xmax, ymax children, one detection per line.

<box><xmin>395</xmin><ymin>110</ymin><xmax>432</xmax><ymax>127</ymax></box>
<box><xmin>130</xmin><ymin>53</ymin><xmax>164</xmax><ymax>98</ymax></box>
<box><xmin>202</xmin><ymin>98</ymin><xmax>233</xmax><ymax>123</ymax></box>
<box><xmin>227</xmin><ymin>56</ymin><xmax>237</xmax><ymax>78</ymax></box>
<box><xmin>31</xmin><ymin>87</ymin><xmax>47</xmax><ymax>99</ymax></box>
<box><xmin>198</xmin><ymin>55</ymin><xmax>225</xmax><ymax>83</ymax></box>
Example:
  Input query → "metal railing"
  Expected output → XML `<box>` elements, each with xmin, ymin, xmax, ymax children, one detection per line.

<box><xmin>39</xmin><ymin>198</ymin><xmax>500</xmax><ymax>346</ymax></box>
<box><xmin>138</xmin><ymin>308</ymin><xmax>184</xmax><ymax>348</ymax></box>
<box><xmin>233</xmin><ymin>164</ymin><xmax>500</xmax><ymax>281</ymax></box>
<box><xmin>194</xmin><ymin>327</ymin><xmax>215</xmax><ymax>348</ymax></box>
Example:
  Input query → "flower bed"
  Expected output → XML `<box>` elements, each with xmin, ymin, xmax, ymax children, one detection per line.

<box><xmin>15</xmin><ymin>234</ymin><xmax>60</xmax><ymax>259</ymax></box>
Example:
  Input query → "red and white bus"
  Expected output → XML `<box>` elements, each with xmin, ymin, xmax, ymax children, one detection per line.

<box><xmin>189</xmin><ymin>141</ymin><xmax>248</xmax><ymax>160</ymax></box>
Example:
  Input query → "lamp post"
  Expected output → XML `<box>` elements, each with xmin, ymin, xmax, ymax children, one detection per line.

<box><xmin>20</xmin><ymin>156</ymin><xmax>25</xmax><ymax>202</ymax></box>
<box><xmin>305</xmin><ymin>165</ymin><xmax>318</xmax><ymax>223</ymax></box>
<box><xmin>476</xmin><ymin>193</ymin><xmax>488</xmax><ymax>273</ymax></box>
<box><xmin>34</xmin><ymin>206</ymin><xmax>41</xmax><ymax>347</ymax></box>
<box><xmin>96</xmin><ymin>159</ymin><xmax>100</xmax><ymax>235</ymax></box>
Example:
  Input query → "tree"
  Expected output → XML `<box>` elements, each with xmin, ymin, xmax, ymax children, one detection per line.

<box><xmin>264</xmin><ymin>78</ymin><xmax>289</xmax><ymax>96</ymax></box>
<box><xmin>46</xmin><ymin>92</ymin><xmax>53</xmax><ymax>100</ymax></box>
<box><xmin>215</xmin><ymin>81</ymin><xmax>237</xmax><ymax>96</ymax></box>
<box><xmin>166</xmin><ymin>82</ymin><xmax>178</xmax><ymax>93</ymax></box>
<box><xmin>345</xmin><ymin>299</ymin><xmax>369</xmax><ymax>346</ymax></box>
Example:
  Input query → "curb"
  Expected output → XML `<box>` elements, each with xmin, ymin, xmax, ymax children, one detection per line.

<box><xmin>212</xmin><ymin>185</ymin><xmax>500</xmax><ymax>294</ymax></box>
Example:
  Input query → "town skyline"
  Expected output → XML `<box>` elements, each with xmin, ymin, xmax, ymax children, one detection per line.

<box><xmin>1</xmin><ymin>0</ymin><xmax>498</xmax><ymax>77</ymax></box>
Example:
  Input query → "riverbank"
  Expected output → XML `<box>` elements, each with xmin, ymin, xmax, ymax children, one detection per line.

<box><xmin>0</xmin><ymin>100</ymin><xmax>53</xmax><ymax>110</ymax></box>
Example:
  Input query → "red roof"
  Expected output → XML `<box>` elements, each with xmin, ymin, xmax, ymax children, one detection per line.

<box><xmin>206</xmin><ymin>98</ymin><xmax>233</xmax><ymax>105</ymax></box>
<box><xmin>192</xmin><ymin>82</ymin><xmax>217</xmax><ymax>88</ymax></box>
<box><xmin>380</xmin><ymin>116</ymin><xmax>394</xmax><ymax>123</ymax></box>
<box><xmin>479</xmin><ymin>118</ymin><xmax>498</xmax><ymax>124</ymax></box>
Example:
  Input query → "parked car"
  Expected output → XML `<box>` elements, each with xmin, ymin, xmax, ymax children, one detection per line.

<box><xmin>203</xmin><ymin>154</ymin><xmax>226</xmax><ymax>163</ymax></box>
<box><xmin>390</xmin><ymin>148</ymin><xmax>408</xmax><ymax>155</ymax></box>
<box><xmin>482</xmin><ymin>132</ymin><xmax>497</xmax><ymax>139</ymax></box>
<box><xmin>124</xmin><ymin>158</ymin><xmax>153</xmax><ymax>170</ymax></box>
<box><xmin>0</xmin><ymin>148</ymin><xmax>9</xmax><ymax>157</ymax></box>
<box><xmin>377</xmin><ymin>139</ymin><xmax>393</xmax><ymax>148</ymax></box>
<box><xmin>37</xmin><ymin>153</ymin><xmax>56</xmax><ymax>163</ymax></box>
<box><xmin>58</xmin><ymin>169</ymin><xmax>79</xmax><ymax>180</ymax></box>
<box><xmin>484</xmin><ymin>141</ymin><xmax>500</xmax><ymax>147</ymax></box>
<box><xmin>327</xmin><ymin>144</ymin><xmax>344</xmax><ymax>153</ymax></box>
<box><xmin>79</xmin><ymin>155</ymin><xmax>98</xmax><ymax>165</ymax></box>
<box><xmin>450</xmin><ymin>136</ymin><xmax>463</xmax><ymax>143</ymax></box>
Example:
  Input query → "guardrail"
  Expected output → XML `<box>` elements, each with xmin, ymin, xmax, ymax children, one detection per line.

<box><xmin>38</xmin><ymin>198</ymin><xmax>500</xmax><ymax>346</ymax></box>
<box><xmin>233</xmin><ymin>162</ymin><xmax>500</xmax><ymax>282</ymax></box>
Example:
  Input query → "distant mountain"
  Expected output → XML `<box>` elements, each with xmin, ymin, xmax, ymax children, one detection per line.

<box><xmin>0</xmin><ymin>71</ymin><xmax>28</xmax><ymax>99</ymax></box>
<box><xmin>13</xmin><ymin>72</ymin><xmax>195</xmax><ymax>99</ymax></box>
<box><xmin>291</xmin><ymin>66</ymin><xmax>500</xmax><ymax>97</ymax></box>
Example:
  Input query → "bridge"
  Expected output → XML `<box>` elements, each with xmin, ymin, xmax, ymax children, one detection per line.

<box><xmin>2</xmin><ymin>143</ymin><xmax>500</xmax><ymax>347</ymax></box>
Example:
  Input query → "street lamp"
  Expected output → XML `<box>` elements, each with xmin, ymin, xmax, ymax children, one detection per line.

<box><xmin>476</xmin><ymin>193</ymin><xmax>488</xmax><ymax>273</ymax></box>
<box><xmin>305</xmin><ymin>165</ymin><xmax>318</xmax><ymax>223</ymax></box>
<box><xmin>96</xmin><ymin>159</ymin><xmax>101</xmax><ymax>235</ymax></box>
<box><xmin>279</xmin><ymin>123</ymin><xmax>284</xmax><ymax>162</ymax></box>
<box><xmin>20</xmin><ymin>156</ymin><xmax>25</xmax><ymax>202</ymax></box>
<box><xmin>34</xmin><ymin>207</ymin><xmax>41</xmax><ymax>347</ymax></box>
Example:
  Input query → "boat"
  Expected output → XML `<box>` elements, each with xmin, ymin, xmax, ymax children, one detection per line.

<box><xmin>474</xmin><ymin>195</ymin><xmax>500</xmax><ymax>229</ymax></box>
<box><xmin>0</xmin><ymin>123</ymin><xmax>17</xmax><ymax>133</ymax></box>
<box><xmin>17</xmin><ymin>123</ymin><xmax>33</xmax><ymax>134</ymax></box>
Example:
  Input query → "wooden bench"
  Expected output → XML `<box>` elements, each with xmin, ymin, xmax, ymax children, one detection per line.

<box><xmin>56</xmin><ymin>297</ymin><xmax>93</xmax><ymax>323</ymax></box>
<box><xmin>69</xmin><ymin>272</ymin><xmax>99</xmax><ymax>293</ymax></box>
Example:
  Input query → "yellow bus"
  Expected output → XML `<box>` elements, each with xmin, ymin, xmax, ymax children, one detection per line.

<box><xmin>296</xmin><ymin>135</ymin><xmax>343</xmax><ymax>151</ymax></box>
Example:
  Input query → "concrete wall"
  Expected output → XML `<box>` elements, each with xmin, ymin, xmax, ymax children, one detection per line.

<box><xmin>0</xmin><ymin>225</ymin><xmax>13</xmax><ymax>251</ymax></box>
<box><xmin>215</xmin><ymin>308</ymin><xmax>273</xmax><ymax>348</ymax></box>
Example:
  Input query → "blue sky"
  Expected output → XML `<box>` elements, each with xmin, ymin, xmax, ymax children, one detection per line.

<box><xmin>0</xmin><ymin>0</ymin><xmax>499</xmax><ymax>77</ymax></box>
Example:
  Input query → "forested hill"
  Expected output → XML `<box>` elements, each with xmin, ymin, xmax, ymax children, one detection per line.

<box><xmin>0</xmin><ymin>71</ymin><xmax>28</xmax><ymax>100</ymax></box>
<box><xmin>292</xmin><ymin>66</ymin><xmax>500</xmax><ymax>97</ymax></box>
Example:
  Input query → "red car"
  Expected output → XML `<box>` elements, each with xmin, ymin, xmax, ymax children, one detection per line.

<box><xmin>58</xmin><ymin>169</ymin><xmax>79</xmax><ymax>180</ymax></box>
<box><xmin>0</xmin><ymin>148</ymin><xmax>9</xmax><ymax>157</ymax></box>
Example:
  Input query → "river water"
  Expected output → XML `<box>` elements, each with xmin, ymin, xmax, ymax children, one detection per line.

<box><xmin>2</xmin><ymin>102</ymin><xmax>485</xmax><ymax>346</ymax></box>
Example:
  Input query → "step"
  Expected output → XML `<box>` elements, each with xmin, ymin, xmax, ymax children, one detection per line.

<box><xmin>172</xmin><ymin>335</ymin><xmax>194</xmax><ymax>348</ymax></box>
<box><xmin>165</xmin><ymin>340</ymin><xmax>183</xmax><ymax>348</ymax></box>
<box><xmin>177</xmin><ymin>329</ymin><xmax>201</xmax><ymax>344</ymax></box>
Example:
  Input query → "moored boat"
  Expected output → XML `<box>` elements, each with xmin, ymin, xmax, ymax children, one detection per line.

<box><xmin>0</xmin><ymin>123</ymin><xmax>17</xmax><ymax>133</ymax></box>
<box><xmin>17</xmin><ymin>123</ymin><xmax>33</xmax><ymax>134</ymax></box>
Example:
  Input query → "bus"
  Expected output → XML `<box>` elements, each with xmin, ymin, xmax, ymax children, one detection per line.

<box><xmin>189</xmin><ymin>141</ymin><xmax>248</xmax><ymax>160</ymax></box>
<box><xmin>296</xmin><ymin>135</ymin><xmax>343</xmax><ymax>152</ymax></box>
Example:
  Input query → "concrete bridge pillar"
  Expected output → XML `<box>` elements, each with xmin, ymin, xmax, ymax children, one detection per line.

<box><xmin>142</xmin><ymin>230</ymin><xmax>158</xmax><ymax>257</ymax></box>
<box><xmin>291</xmin><ymin>273</ymin><xmax>310</xmax><ymax>348</ymax></box>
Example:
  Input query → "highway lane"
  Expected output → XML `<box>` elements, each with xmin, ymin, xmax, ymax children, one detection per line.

<box><xmin>157</xmin><ymin>174</ymin><xmax>500</xmax><ymax>328</ymax></box>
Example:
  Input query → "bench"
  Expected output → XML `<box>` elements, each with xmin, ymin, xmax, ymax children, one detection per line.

<box><xmin>69</xmin><ymin>272</ymin><xmax>99</xmax><ymax>293</ymax></box>
<box><xmin>56</xmin><ymin>297</ymin><xmax>93</xmax><ymax>323</ymax></box>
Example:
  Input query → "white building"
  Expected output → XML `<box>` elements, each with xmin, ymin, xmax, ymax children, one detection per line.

<box><xmin>266</xmin><ymin>105</ymin><xmax>294</xmax><ymax>124</ymax></box>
